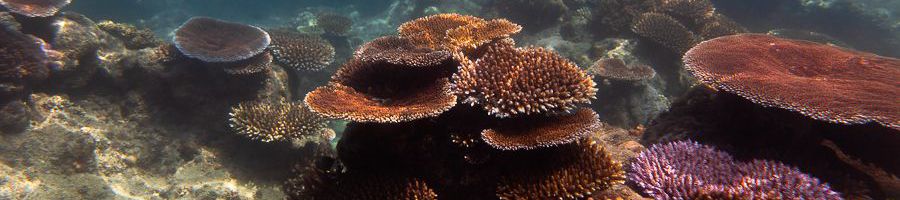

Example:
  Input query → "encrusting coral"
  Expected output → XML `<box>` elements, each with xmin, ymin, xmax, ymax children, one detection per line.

<box><xmin>267</xmin><ymin>29</ymin><xmax>335</xmax><ymax>71</ymax></box>
<box><xmin>497</xmin><ymin>140</ymin><xmax>624</xmax><ymax>199</ymax></box>
<box><xmin>228</xmin><ymin>100</ymin><xmax>329</xmax><ymax>143</ymax></box>
<box><xmin>173</xmin><ymin>17</ymin><xmax>271</xmax><ymax>63</ymax></box>
<box><xmin>96</xmin><ymin>20</ymin><xmax>161</xmax><ymax>49</ymax></box>
<box><xmin>588</xmin><ymin>58</ymin><xmax>656</xmax><ymax>81</ymax></box>
<box><xmin>0</xmin><ymin>0</ymin><xmax>70</xmax><ymax>17</ymax></box>
<box><xmin>353</xmin><ymin>36</ymin><xmax>451</xmax><ymax>67</ymax></box>
<box><xmin>684</xmin><ymin>34</ymin><xmax>900</xmax><ymax>130</ymax></box>
<box><xmin>629</xmin><ymin>141</ymin><xmax>841</xmax><ymax>199</ymax></box>
<box><xmin>315</xmin><ymin>12</ymin><xmax>352</xmax><ymax>36</ymax></box>
<box><xmin>452</xmin><ymin>41</ymin><xmax>597</xmax><ymax>117</ymax></box>
<box><xmin>482</xmin><ymin>108</ymin><xmax>603</xmax><ymax>150</ymax></box>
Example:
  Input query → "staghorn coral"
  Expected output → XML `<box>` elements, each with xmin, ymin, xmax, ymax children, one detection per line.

<box><xmin>315</xmin><ymin>12</ymin><xmax>352</xmax><ymax>36</ymax></box>
<box><xmin>482</xmin><ymin>108</ymin><xmax>602</xmax><ymax>150</ymax></box>
<box><xmin>285</xmin><ymin>165</ymin><xmax>437</xmax><ymax>200</ymax></box>
<box><xmin>0</xmin><ymin>0</ymin><xmax>70</xmax><ymax>17</ymax></box>
<box><xmin>173</xmin><ymin>17</ymin><xmax>270</xmax><ymax>62</ymax></box>
<box><xmin>446</xmin><ymin>19</ymin><xmax>522</xmax><ymax>51</ymax></box>
<box><xmin>496</xmin><ymin>140</ymin><xmax>624</xmax><ymax>199</ymax></box>
<box><xmin>228</xmin><ymin>100</ymin><xmax>329</xmax><ymax>142</ymax></box>
<box><xmin>220</xmin><ymin>52</ymin><xmax>272</xmax><ymax>75</ymax></box>
<box><xmin>632</xmin><ymin>12</ymin><xmax>700</xmax><ymax>54</ymax></box>
<box><xmin>588</xmin><ymin>58</ymin><xmax>656</xmax><ymax>81</ymax></box>
<box><xmin>1</xmin><ymin>26</ymin><xmax>50</xmax><ymax>83</ymax></box>
<box><xmin>353</xmin><ymin>35</ymin><xmax>451</xmax><ymax>67</ymax></box>
<box><xmin>698</xmin><ymin>14</ymin><xmax>747</xmax><ymax>39</ymax></box>
<box><xmin>398</xmin><ymin>13</ymin><xmax>486</xmax><ymax>49</ymax></box>
<box><xmin>629</xmin><ymin>141</ymin><xmax>841</xmax><ymax>199</ymax></box>
<box><xmin>96</xmin><ymin>20</ymin><xmax>161</xmax><ymax>49</ymax></box>
<box><xmin>452</xmin><ymin>43</ymin><xmax>596</xmax><ymax>117</ymax></box>
<box><xmin>267</xmin><ymin>29</ymin><xmax>335</xmax><ymax>71</ymax></box>
<box><xmin>683</xmin><ymin>34</ymin><xmax>900</xmax><ymax>130</ymax></box>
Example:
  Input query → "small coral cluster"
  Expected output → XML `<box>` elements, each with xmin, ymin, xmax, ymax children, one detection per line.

<box><xmin>291</xmin><ymin>14</ymin><xmax>624</xmax><ymax>199</ymax></box>
<box><xmin>96</xmin><ymin>20</ymin><xmax>161</xmax><ymax>49</ymax></box>
<box><xmin>588</xmin><ymin>58</ymin><xmax>656</xmax><ymax>82</ymax></box>
<box><xmin>315</xmin><ymin>12</ymin><xmax>352</xmax><ymax>36</ymax></box>
<box><xmin>267</xmin><ymin>29</ymin><xmax>335</xmax><ymax>71</ymax></box>
<box><xmin>228</xmin><ymin>100</ymin><xmax>330</xmax><ymax>143</ymax></box>
<box><xmin>629</xmin><ymin>141</ymin><xmax>841</xmax><ymax>199</ymax></box>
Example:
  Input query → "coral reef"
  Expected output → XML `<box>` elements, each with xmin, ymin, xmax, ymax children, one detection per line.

<box><xmin>96</xmin><ymin>20</ymin><xmax>162</xmax><ymax>49</ymax></box>
<box><xmin>588</xmin><ymin>58</ymin><xmax>656</xmax><ymax>81</ymax></box>
<box><xmin>684</xmin><ymin>34</ymin><xmax>900</xmax><ymax>130</ymax></box>
<box><xmin>482</xmin><ymin>108</ymin><xmax>602</xmax><ymax>150</ymax></box>
<box><xmin>267</xmin><ymin>29</ymin><xmax>335</xmax><ymax>71</ymax></box>
<box><xmin>0</xmin><ymin>25</ymin><xmax>50</xmax><ymax>84</ymax></box>
<box><xmin>173</xmin><ymin>17</ymin><xmax>270</xmax><ymax>63</ymax></box>
<box><xmin>496</xmin><ymin>140</ymin><xmax>624</xmax><ymax>199</ymax></box>
<box><xmin>397</xmin><ymin>13</ymin><xmax>485</xmax><ymax>49</ymax></box>
<box><xmin>354</xmin><ymin>36</ymin><xmax>451</xmax><ymax>67</ymax></box>
<box><xmin>285</xmin><ymin>165</ymin><xmax>438</xmax><ymax>200</ymax></box>
<box><xmin>0</xmin><ymin>0</ymin><xmax>71</xmax><ymax>17</ymax></box>
<box><xmin>228</xmin><ymin>100</ymin><xmax>329</xmax><ymax>143</ymax></box>
<box><xmin>0</xmin><ymin>101</ymin><xmax>29</xmax><ymax>134</ymax></box>
<box><xmin>631</xmin><ymin>12</ymin><xmax>700</xmax><ymax>54</ymax></box>
<box><xmin>315</xmin><ymin>12</ymin><xmax>352</xmax><ymax>36</ymax></box>
<box><xmin>445</xmin><ymin>19</ymin><xmax>522</xmax><ymax>51</ymax></box>
<box><xmin>629</xmin><ymin>140</ymin><xmax>841</xmax><ymax>199</ymax></box>
<box><xmin>221</xmin><ymin>52</ymin><xmax>272</xmax><ymax>75</ymax></box>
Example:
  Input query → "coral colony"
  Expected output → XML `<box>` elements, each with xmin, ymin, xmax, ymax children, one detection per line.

<box><xmin>0</xmin><ymin>0</ymin><xmax>898</xmax><ymax>199</ymax></box>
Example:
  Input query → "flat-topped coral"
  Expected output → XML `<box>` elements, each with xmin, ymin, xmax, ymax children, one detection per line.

<box><xmin>353</xmin><ymin>36</ymin><xmax>450</xmax><ymax>67</ymax></box>
<box><xmin>173</xmin><ymin>17</ymin><xmax>270</xmax><ymax>63</ymax></box>
<box><xmin>0</xmin><ymin>0</ymin><xmax>70</xmax><ymax>17</ymax></box>
<box><xmin>267</xmin><ymin>29</ymin><xmax>334</xmax><ymax>71</ymax></box>
<box><xmin>497</xmin><ymin>140</ymin><xmax>624</xmax><ymax>199</ymax></box>
<box><xmin>96</xmin><ymin>20</ymin><xmax>161</xmax><ymax>49</ymax></box>
<box><xmin>315</xmin><ymin>12</ymin><xmax>352</xmax><ymax>36</ymax></box>
<box><xmin>228</xmin><ymin>100</ymin><xmax>329</xmax><ymax>142</ymax></box>
<box><xmin>482</xmin><ymin>108</ymin><xmax>602</xmax><ymax>150</ymax></box>
<box><xmin>446</xmin><ymin>19</ymin><xmax>522</xmax><ymax>50</ymax></box>
<box><xmin>1</xmin><ymin>26</ymin><xmax>50</xmax><ymax>83</ymax></box>
<box><xmin>398</xmin><ymin>13</ymin><xmax>486</xmax><ymax>49</ymax></box>
<box><xmin>452</xmin><ymin>43</ymin><xmax>596</xmax><ymax>117</ymax></box>
<box><xmin>684</xmin><ymin>34</ymin><xmax>900</xmax><ymax>130</ymax></box>
<box><xmin>632</xmin><ymin>12</ymin><xmax>700</xmax><ymax>54</ymax></box>
<box><xmin>588</xmin><ymin>58</ymin><xmax>656</xmax><ymax>81</ymax></box>
<box><xmin>629</xmin><ymin>141</ymin><xmax>841</xmax><ymax>199</ymax></box>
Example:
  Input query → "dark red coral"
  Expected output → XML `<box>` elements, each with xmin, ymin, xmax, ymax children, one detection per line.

<box><xmin>0</xmin><ymin>0</ymin><xmax>70</xmax><ymax>17</ymax></box>
<box><xmin>684</xmin><ymin>34</ymin><xmax>900</xmax><ymax>130</ymax></box>
<box><xmin>173</xmin><ymin>17</ymin><xmax>270</xmax><ymax>62</ymax></box>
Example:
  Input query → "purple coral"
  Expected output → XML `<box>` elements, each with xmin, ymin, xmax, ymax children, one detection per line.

<box><xmin>628</xmin><ymin>141</ymin><xmax>842</xmax><ymax>200</ymax></box>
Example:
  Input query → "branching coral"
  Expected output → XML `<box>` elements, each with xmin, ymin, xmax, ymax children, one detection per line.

<box><xmin>221</xmin><ymin>52</ymin><xmax>272</xmax><ymax>75</ymax></box>
<box><xmin>588</xmin><ymin>58</ymin><xmax>656</xmax><ymax>81</ymax></box>
<box><xmin>228</xmin><ymin>100</ymin><xmax>329</xmax><ymax>142</ymax></box>
<box><xmin>398</xmin><ymin>13</ymin><xmax>486</xmax><ymax>49</ymax></box>
<box><xmin>446</xmin><ymin>19</ymin><xmax>522</xmax><ymax>51</ymax></box>
<box><xmin>354</xmin><ymin>36</ymin><xmax>450</xmax><ymax>67</ymax></box>
<box><xmin>1</xmin><ymin>26</ymin><xmax>50</xmax><ymax>83</ymax></box>
<box><xmin>316</xmin><ymin>12</ymin><xmax>352</xmax><ymax>36</ymax></box>
<box><xmin>482</xmin><ymin>108</ymin><xmax>602</xmax><ymax>150</ymax></box>
<box><xmin>496</xmin><ymin>140</ymin><xmax>624</xmax><ymax>199</ymax></box>
<box><xmin>651</xmin><ymin>0</ymin><xmax>715</xmax><ymax>30</ymax></box>
<box><xmin>285</xmin><ymin>165</ymin><xmax>437</xmax><ymax>200</ymax></box>
<box><xmin>173</xmin><ymin>17</ymin><xmax>270</xmax><ymax>63</ymax></box>
<box><xmin>632</xmin><ymin>12</ymin><xmax>700</xmax><ymax>54</ymax></box>
<box><xmin>629</xmin><ymin>141</ymin><xmax>841</xmax><ymax>199</ymax></box>
<box><xmin>0</xmin><ymin>0</ymin><xmax>70</xmax><ymax>17</ymax></box>
<box><xmin>452</xmin><ymin>42</ymin><xmax>596</xmax><ymax>117</ymax></box>
<box><xmin>589</xmin><ymin>0</ymin><xmax>654</xmax><ymax>36</ymax></box>
<box><xmin>267</xmin><ymin>29</ymin><xmax>335</xmax><ymax>71</ymax></box>
<box><xmin>96</xmin><ymin>20</ymin><xmax>161</xmax><ymax>50</ymax></box>
<box><xmin>684</xmin><ymin>34</ymin><xmax>900</xmax><ymax>130</ymax></box>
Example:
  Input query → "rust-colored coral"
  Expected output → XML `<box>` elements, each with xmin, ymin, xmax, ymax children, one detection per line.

<box><xmin>482</xmin><ymin>108</ymin><xmax>602</xmax><ymax>150</ymax></box>
<box><xmin>316</xmin><ymin>12</ymin><xmax>352</xmax><ymax>36</ymax></box>
<box><xmin>684</xmin><ymin>34</ymin><xmax>900</xmax><ymax>130</ymax></box>
<box><xmin>588</xmin><ymin>58</ymin><xmax>656</xmax><ymax>81</ymax></box>
<box><xmin>446</xmin><ymin>19</ymin><xmax>522</xmax><ymax>51</ymax></box>
<box><xmin>398</xmin><ymin>13</ymin><xmax>486</xmax><ymax>49</ymax></box>
<box><xmin>97</xmin><ymin>20</ymin><xmax>162</xmax><ymax>49</ymax></box>
<box><xmin>268</xmin><ymin>29</ymin><xmax>335</xmax><ymax>71</ymax></box>
<box><xmin>452</xmin><ymin>43</ymin><xmax>596</xmax><ymax>117</ymax></box>
<box><xmin>496</xmin><ymin>140</ymin><xmax>625</xmax><ymax>199</ymax></box>
<box><xmin>353</xmin><ymin>36</ymin><xmax>451</xmax><ymax>67</ymax></box>
<box><xmin>228</xmin><ymin>99</ymin><xmax>329</xmax><ymax>142</ymax></box>
<box><xmin>632</xmin><ymin>12</ymin><xmax>700</xmax><ymax>54</ymax></box>
<box><xmin>0</xmin><ymin>0</ymin><xmax>70</xmax><ymax>17</ymax></box>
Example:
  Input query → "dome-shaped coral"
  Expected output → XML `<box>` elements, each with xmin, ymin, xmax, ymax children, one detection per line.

<box><xmin>1</xmin><ymin>26</ymin><xmax>50</xmax><ymax>83</ymax></box>
<box><xmin>497</xmin><ymin>140</ymin><xmax>624</xmax><ymax>199</ymax></box>
<box><xmin>398</xmin><ymin>13</ymin><xmax>486</xmax><ymax>49</ymax></box>
<box><xmin>684</xmin><ymin>34</ymin><xmax>900</xmax><ymax>130</ymax></box>
<box><xmin>452</xmin><ymin>43</ymin><xmax>596</xmax><ymax>117</ymax></box>
<box><xmin>588</xmin><ymin>58</ymin><xmax>656</xmax><ymax>81</ymax></box>
<box><xmin>268</xmin><ymin>29</ymin><xmax>334</xmax><ymax>71</ymax></box>
<box><xmin>481</xmin><ymin>108</ymin><xmax>602</xmax><ymax>150</ymax></box>
<box><xmin>173</xmin><ymin>17</ymin><xmax>270</xmax><ymax>63</ymax></box>
<box><xmin>632</xmin><ymin>12</ymin><xmax>700</xmax><ymax>54</ymax></box>
<box><xmin>228</xmin><ymin>100</ymin><xmax>329</xmax><ymax>142</ymax></box>
<box><xmin>316</xmin><ymin>12</ymin><xmax>352</xmax><ymax>36</ymax></box>
<box><xmin>0</xmin><ymin>0</ymin><xmax>70</xmax><ymax>17</ymax></box>
<box><xmin>354</xmin><ymin>36</ymin><xmax>451</xmax><ymax>67</ymax></box>
<box><xmin>629</xmin><ymin>141</ymin><xmax>841</xmax><ymax>199</ymax></box>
